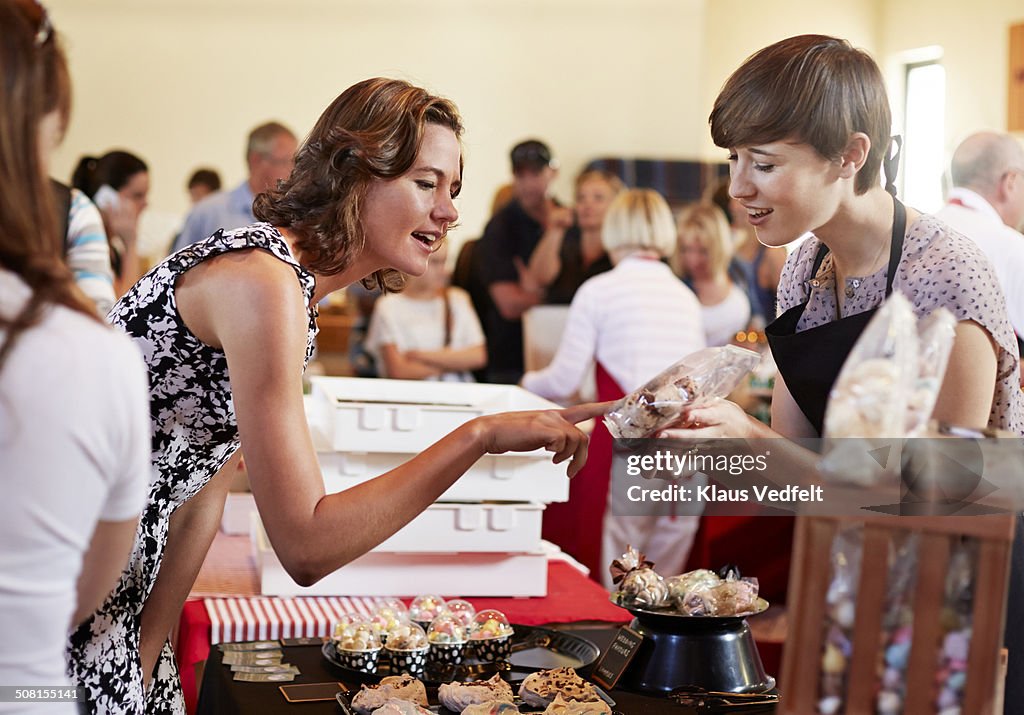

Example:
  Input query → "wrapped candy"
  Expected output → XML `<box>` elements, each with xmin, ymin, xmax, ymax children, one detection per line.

<box><xmin>816</xmin><ymin>525</ymin><xmax>864</xmax><ymax>711</ymax></box>
<box><xmin>820</xmin><ymin>294</ymin><xmax>919</xmax><ymax>487</ymax></box>
<box><xmin>823</xmin><ymin>293</ymin><xmax>918</xmax><ymax>440</ymax></box>
<box><xmin>620</xmin><ymin>570</ymin><xmax>670</xmax><ymax>609</ymax></box>
<box><xmin>906</xmin><ymin>308</ymin><xmax>956</xmax><ymax>436</ymax></box>
<box><xmin>604</xmin><ymin>346</ymin><xmax>761</xmax><ymax>439</ymax></box>
<box><xmin>704</xmin><ymin>579</ymin><xmax>759</xmax><ymax>616</ymax></box>
<box><xmin>666</xmin><ymin>569</ymin><xmax>759</xmax><ymax>616</ymax></box>
<box><xmin>666</xmin><ymin>569</ymin><xmax>720</xmax><ymax>605</ymax></box>
<box><xmin>610</xmin><ymin>547</ymin><xmax>669</xmax><ymax>609</ymax></box>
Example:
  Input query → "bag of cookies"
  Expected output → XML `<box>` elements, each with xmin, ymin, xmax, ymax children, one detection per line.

<box><xmin>823</xmin><ymin>292</ymin><xmax>919</xmax><ymax>440</ymax></box>
<box><xmin>905</xmin><ymin>308</ymin><xmax>956</xmax><ymax>436</ymax></box>
<box><xmin>604</xmin><ymin>345</ymin><xmax>761</xmax><ymax>439</ymax></box>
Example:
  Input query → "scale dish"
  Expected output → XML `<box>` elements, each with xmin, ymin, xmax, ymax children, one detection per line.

<box><xmin>609</xmin><ymin>594</ymin><xmax>770</xmax><ymax>628</ymax></box>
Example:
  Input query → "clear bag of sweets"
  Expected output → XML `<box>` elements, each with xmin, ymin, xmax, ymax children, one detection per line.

<box><xmin>820</xmin><ymin>294</ymin><xmax>919</xmax><ymax>486</ymax></box>
<box><xmin>818</xmin><ymin>525</ymin><xmax>864</xmax><ymax>715</ymax></box>
<box><xmin>610</xmin><ymin>546</ymin><xmax>669</xmax><ymax>609</ymax></box>
<box><xmin>875</xmin><ymin>533</ymin><xmax>919</xmax><ymax>715</ymax></box>
<box><xmin>666</xmin><ymin>569</ymin><xmax>760</xmax><ymax>617</ymax></box>
<box><xmin>905</xmin><ymin>308</ymin><xmax>956</xmax><ymax>436</ymax></box>
<box><xmin>604</xmin><ymin>346</ymin><xmax>761</xmax><ymax>440</ymax></box>
<box><xmin>934</xmin><ymin>538</ymin><xmax>976</xmax><ymax>712</ymax></box>
<box><xmin>823</xmin><ymin>293</ymin><xmax>919</xmax><ymax>440</ymax></box>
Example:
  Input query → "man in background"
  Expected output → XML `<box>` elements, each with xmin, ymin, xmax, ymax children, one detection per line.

<box><xmin>474</xmin><ymin>139</ymin><xmax>563</xmax><ymax>383</ymax></box>
<box><xmin>171</xmin><ymin>121</ymin><xmax>296</xmax><ymax>252</ymax></box>
<box><xmin>186</xmin><ymin>167</ymin><xmax>221</xmax><ymax>205</ymax></box>
<box><xmin>935</xmin><ymin>131</ymin><xmax>1024</xmax><ymax>359</ymax></box>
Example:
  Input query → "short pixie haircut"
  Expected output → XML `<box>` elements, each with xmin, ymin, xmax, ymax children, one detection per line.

<box><xmin>254</xmin><ymin>78</ymin><xmax>463</xmax><ymax>291</ymax></box>
<box><xmin>601</xmin><ymin>189</ymin><xmax>677</xmax><ymax>258</ymax></box>
<box><xmin>709</xmin><ymin>34</ymin><xmax>891</xmax><ymax>195</ymax></box>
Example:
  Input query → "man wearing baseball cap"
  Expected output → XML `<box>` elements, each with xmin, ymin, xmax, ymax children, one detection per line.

<box><xmin>474</xmin><ymin>139</ymin><xmax>561</xmax><ymax>383</ymax></box>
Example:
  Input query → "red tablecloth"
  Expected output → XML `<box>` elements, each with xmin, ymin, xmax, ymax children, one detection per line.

<box><xmin>177</xmin><ymin>557</ymin><xmax>630</xmax><ymax>713</ymax></box>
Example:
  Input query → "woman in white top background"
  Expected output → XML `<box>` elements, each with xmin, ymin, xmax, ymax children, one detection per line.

<box><xmin>366</xmin><ymin>242</ymin><xmax>486</xmax><ymax>382</ymax></box>
<box><xmin>522</xmin><ymin>188</ymin><xmax>706</xmax><ymax>585</ymax></box>
<box><xmin>0</xmin><ymin>3</ymin><xmax>149</xmax><ymax>711</ymax></box>
<box><xmin>673</xmin><ymin>203</ymin><xmax>753</xmax><ymax>346</ymax></box>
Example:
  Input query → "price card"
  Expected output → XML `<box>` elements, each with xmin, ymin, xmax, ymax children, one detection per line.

<box><xmin>592</xmin><ymin>626</ymin><xmax>644</xmax><ymax>690</ymax></box>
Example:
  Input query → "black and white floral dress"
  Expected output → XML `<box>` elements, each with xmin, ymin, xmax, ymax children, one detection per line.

<box><xmin>67</xmin><ymin>224</ymin><xmax>318</xmax><ymax>714</ymax></box>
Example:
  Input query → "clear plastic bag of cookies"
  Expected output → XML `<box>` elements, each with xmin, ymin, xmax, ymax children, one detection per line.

<box><xmin>604</xmin><ymin>345</ymin><xmax>761</xmax><ymax>439</ymax></box>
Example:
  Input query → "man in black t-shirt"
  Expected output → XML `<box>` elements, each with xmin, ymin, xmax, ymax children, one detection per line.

<box><xmin>474</xmin><ymin>139</ymin><xmax>560</xmax><ymax>383</ymax></box>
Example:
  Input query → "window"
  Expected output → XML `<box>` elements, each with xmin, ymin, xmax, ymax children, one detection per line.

<box><xmin>901</xmin><ymin>60</ymin><xmax>946</xmax><ymax>212</ymax></box>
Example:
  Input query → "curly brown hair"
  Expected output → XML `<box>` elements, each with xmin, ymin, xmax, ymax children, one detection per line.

<box><xmin>253</xmin><ymin>77</ymin><xmax>464</xmax><ymax>292</ymax></box>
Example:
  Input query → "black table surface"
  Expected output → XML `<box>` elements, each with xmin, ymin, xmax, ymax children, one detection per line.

<box><xmin>196</xmin><ymin>623</ymin><xmax>777</xmax><ymax>714</ymax></box>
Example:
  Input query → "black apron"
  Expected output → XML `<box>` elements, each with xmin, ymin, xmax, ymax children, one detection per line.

<box><xmin>765</xmin><ymin>197</ymin><xmax>907</xmax><ymax>435</ymax></box>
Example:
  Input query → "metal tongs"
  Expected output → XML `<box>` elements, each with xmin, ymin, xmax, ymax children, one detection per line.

<box><xmin>669</xmin><ymin>686</ymin><xmax>778</xmax><ymax>712</ymax></box>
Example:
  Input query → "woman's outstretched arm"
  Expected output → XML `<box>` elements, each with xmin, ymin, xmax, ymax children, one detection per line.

<box><xmin>192</xmin><ymin>249</ymin><xmax>607</xmax><ymax>586</ymax></box>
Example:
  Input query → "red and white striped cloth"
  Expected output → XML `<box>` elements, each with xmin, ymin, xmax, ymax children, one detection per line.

<box><xmin>204</xmin><ymin>596</ymin><xmax>387</xmax><ymax>644</ymax></box>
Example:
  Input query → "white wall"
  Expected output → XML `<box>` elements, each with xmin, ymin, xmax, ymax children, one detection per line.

<box><xmin>698</xmin><ymin>0</ymin><xmax>881</xmax><ymax>160</ymax></box>
<box><xmin>877</xmin><ymin>0</ymin><xmax>1024</xmax><ymax>153</ymax></box>
<box><xmin>43</xmin><ymin>0</ymin><xmax>1024</xmax><ymax>260</ymax></box>
<box><xmin>47</xmin><ymin>0</ymin><xmax>707</xmax><ymax>258</ymax></box>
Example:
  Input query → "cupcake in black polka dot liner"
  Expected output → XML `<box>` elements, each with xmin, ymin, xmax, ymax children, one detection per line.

<box><xmin>469</xmin><ymin>609</ymin><xmax>514</xmax><ymax>662</ymax></box>
<box><xmin>427</xmin><ymin>613</ymin><xmax>469</xmax><ymax>668</ymax></box>
<box><xmin>370</xmin><ymin>598</ymin><xmax>410</xmax><ymax>646</ymax></box>
<box><xmin>333</xmin><ymin>620</ymin><xmax>382</xmax><ymax>674</ymax></box>
<box><xmin>408</xmin><ymin>594</ymin><xmax>447</xmax><ymax>630</ymax></box>
<box><xmin>444</xmin><ymin>599</ymin><xmax>476</xmax><ymax>630</ymax></box>
<box><xmin>385</xmin><ymin>622</ymin><xmax>430</xmax><ymax>676</ymax></box>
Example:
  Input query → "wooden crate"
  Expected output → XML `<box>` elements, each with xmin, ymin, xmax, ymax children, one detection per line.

<box><xmin>780</xmin><ymin>514</ymin><xmax>1015</xmax><ymax>714</ymax></box>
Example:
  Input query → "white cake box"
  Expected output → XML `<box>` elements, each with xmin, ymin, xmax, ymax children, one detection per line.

<box><xmin>251</xmin><ymin>516</ymin><xmax>548</xmax><ymax>597</ymax></box>
<box><xmin>310</xmin><ymin>376</ymin><xmax>559</xmax><ymax>454</ymax></box>
<box><xmin>222</xmin><ymin>492</ymin><xmax>257</xmax><ymax>535</ymax></box>
<box><xmin>316</xmin><ymin>452</ymin><xmax>569</xmax><ymax>503</ymax></box>
<box><xmin>304</xmin><ymin>384</ymin><xmax>571</xmax><ymax>504</ymax></box>
<box><xmin>231</xmin><ymin>497</ymin><xmax>544</xmax><ymax>554</ymax></box>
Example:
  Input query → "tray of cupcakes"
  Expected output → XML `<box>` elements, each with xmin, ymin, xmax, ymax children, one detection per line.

<box><xmin>323</xmin><ymin>596</ymin><xmax>601</xmax><ymax>684</ymax></box>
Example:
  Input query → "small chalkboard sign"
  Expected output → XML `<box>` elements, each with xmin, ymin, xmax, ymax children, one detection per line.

<box><xmin>592</xmin><ymin>626</ymin><xmax>644</xmax><ymax>690</ymax></box>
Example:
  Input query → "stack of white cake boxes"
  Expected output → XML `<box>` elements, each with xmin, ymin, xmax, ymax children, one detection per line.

<box><xmin>251</xmin><ymin>376</ymin><xmax>570</xmax><ymax>598</ymax></box>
